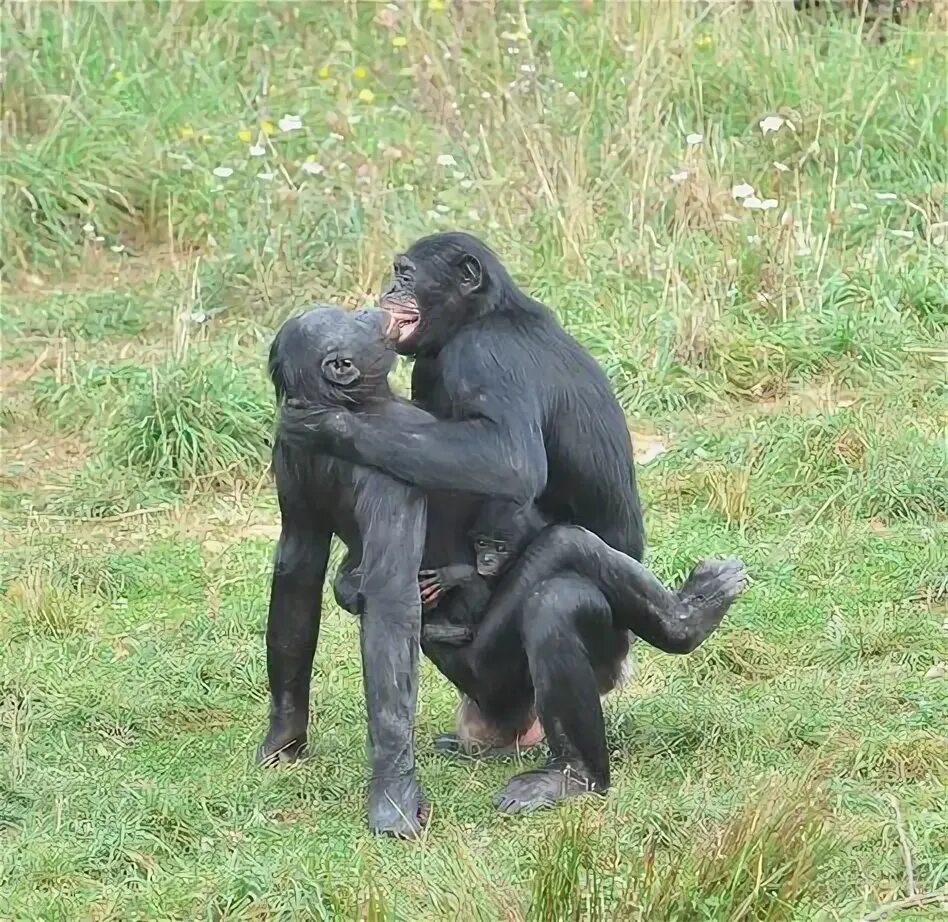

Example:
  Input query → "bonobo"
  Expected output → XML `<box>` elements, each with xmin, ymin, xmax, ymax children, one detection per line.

<box><xmin>281</xmin><ymin>233</ymin><xmax>749</xmax><ymax>814</ymax></box>
<box><xmin>419</xmin><ymin>498</ymin><xmax>549</xmax><ymax>619</ymax></box>
<box><xmin>259</xmin><ymin>304</ymin><xmax>433</xmax><ymax>838</ymax></box>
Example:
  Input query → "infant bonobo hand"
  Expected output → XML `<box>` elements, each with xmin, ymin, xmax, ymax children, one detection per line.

<box><xmin>281</xmin><ymin>399</ymin><xmax>354</xmax><ymax>450</ymax></box>
<box><xmin>419</xmin><ymin>565</ymin><xmax>477</xmax><ymax>608</ymax></box>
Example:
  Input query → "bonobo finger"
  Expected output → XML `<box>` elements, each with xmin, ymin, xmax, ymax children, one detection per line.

<box><xmin>418</xmin><ymin>578</ymin><xmax>440</xmax><ymax>592</ymax></box>
<box><xmin>418</xmin><ymin>569</ymin><xmax>438</xmax><ymax>579</ymax></box>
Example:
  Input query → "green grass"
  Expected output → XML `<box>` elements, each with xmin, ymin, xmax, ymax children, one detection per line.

<box><xmin>2</xmin><ymin>2</ymin><xmax>947</xmax><ymax>920</ymax></box>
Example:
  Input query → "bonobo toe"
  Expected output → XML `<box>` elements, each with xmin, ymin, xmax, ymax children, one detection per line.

<box><xmin>368</xmin><ymin>775</ymin><xmax>429</xmax><ymax>839</ymax></box>
<box><xmin>493</xmin><ymin>763</ymin><xmax>606</xmax><ymax>815</ymax></box>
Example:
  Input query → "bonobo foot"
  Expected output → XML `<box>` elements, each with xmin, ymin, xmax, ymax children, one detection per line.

<box><xmin>421</xmin><ymin>622</ymin><xmax>474</xmax><ymax>646</ymax></box>
<box><xmin>676</xmin><ymin>558</ymin><xmax>749</xmax><ymax>649</ymax></box>
<box><xmin>433</xmin><ymin>713</ymin><xmax>545</xmax><ymax>759</ymax></box>
<box><xmin>494</xmin><ymin>760</ymin><xmax>607</xmax><ymax>815</ymax></box>
<box><xmin>369</xmin><ymin>773</ymin><xmax>429</xmax><ymax>839</ymax></box>
<box><xmin>256</xmin><ymin>714</ymin><xmax>308</xmax><ymax>765</ymax></box>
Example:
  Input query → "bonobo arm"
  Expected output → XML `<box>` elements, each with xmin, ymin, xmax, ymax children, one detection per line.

<box><xmin>279</xmin><ymin>358</ymin><xmax>548</xmax><ymax>504</ymax></box>
<box><xmin>258</xmin><ymin>459</ymin><xmax>331</xmax><ymax>764</ymax></box>
<box><xmin>354</xmin><ymin>470</ymin><xmax>428</xmax><ymax>837</ymax></box>
<box><xmin>471</xmin><ymin>526</ymin><xmax>748</xmax><ymax>659</ymax></box>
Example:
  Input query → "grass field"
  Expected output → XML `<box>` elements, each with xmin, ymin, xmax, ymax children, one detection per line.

<box><xmin>2</xmin><ymin>2</ymin><xmax>947</xmax><ymax>919</ymax></box>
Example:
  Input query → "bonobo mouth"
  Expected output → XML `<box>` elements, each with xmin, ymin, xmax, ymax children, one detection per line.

<box><xmin>380</xmin><ymin>296</ymin><xmax>420</xmax><ymax>344</ymax></box>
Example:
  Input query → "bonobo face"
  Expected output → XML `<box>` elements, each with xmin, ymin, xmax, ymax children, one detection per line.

<box><xmin>474</xmin><ymin>536</ymin><xmax>511</xmax><ymax>578</ymax></box>
<box><xmin>379</xmin><ymin>232</ymin><xmax>487</xmax><ymax>356</ymax></box>
<box><xmin>470</xmin><ymin>499</ymin><xmax>542</xmax><ymax>578</ymax></box>
<box><xmin>270</xmin><ymin>305</ymin><xmax>397</xmax><ymax>406</ymax></box>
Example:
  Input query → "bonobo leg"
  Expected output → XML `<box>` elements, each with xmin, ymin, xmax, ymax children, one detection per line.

<box><xmin>257</xmin><ymin>526</ymin><xmax>331</xmax><ymax>764</ymax></box>
<box><xmin>473</xmin><ymin>525</ymin><xmax>748</xmax><ymax>663</ymax></box>
<box><xmin>493</xmin><ymin>577</ymin><xmax>617</xmax><ymax>814</ymax></box>
<box><xmin>356</xmin><ymin>477</ymin><xmax>429</xmax><ymax>838</ymax></box>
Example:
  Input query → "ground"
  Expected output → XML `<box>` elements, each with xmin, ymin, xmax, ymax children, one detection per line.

<box><xmin>1</xmin><ymin>3</ymin><xmax>946</xmax><ymax>920</ymax></box>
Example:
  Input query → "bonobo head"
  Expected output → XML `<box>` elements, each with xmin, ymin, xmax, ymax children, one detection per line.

<box><xmin>470</xmin><ymin>499</ymin><xmax>548</xmax><ymax>578</ymax></box>
<box><xmin>379</xmin><ymin>231</ymin><xmax>518</xmax><ymax>356</ymax></box>
<box><xmin>268</xmin><ymin>305</ymin><xmax>397</xmax><ymax>408</ymax></box>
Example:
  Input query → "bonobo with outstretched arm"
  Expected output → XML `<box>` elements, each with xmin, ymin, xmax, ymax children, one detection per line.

<box><xmin>280</xmin><ymin>234</ymin><xmax>748</xmax><ymax>814</ymax></box>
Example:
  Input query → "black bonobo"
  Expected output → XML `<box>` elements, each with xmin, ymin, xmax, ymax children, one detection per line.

<box><xmin>281</xmin><ymin>233</ymin><xmax>749</xmax><ymax>814</ymax></box>
<box><xmin>418</xmin><ymin>498</ymin><xmax>549</xmax><ymax>632</ymax></box>
<box><xmin>259</xmin><ymin>304</ymin><xmax>435</xmax><ymax>838</ymax></box>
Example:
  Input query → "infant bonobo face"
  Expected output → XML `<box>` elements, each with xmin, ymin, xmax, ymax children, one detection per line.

<box><xmin>270</xmin><ymin>305</ymin><xmax>397</xmax><ymax>405</ymax></box>
<box><xmin>470</xmin><ymin>499</ymin><xmax>543</xmax><ymax>578</ymax></box>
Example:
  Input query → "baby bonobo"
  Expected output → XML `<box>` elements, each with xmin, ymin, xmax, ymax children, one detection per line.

<box><xmin>419</xmin><ymin>499</ymin><xmax>549</xmax><ymax>643</ymax></box>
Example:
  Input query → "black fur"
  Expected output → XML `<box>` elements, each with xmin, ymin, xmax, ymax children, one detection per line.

<box><xmin>280</xmin><ymin>234</ymin><xmax>747</xmax><ymax>813</ymax></box>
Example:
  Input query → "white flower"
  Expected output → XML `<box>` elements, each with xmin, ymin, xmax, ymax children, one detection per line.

<box><xmin>760</xmin><ymin>198</ymin><xmax>778</xmax><ymax>210</ymax></box>
<box><xmin>574</xmin><ymin>70</ymin><xmax>589</xmax><ymax>79</ymax></box>
<box><xmin>212</xmin><ymin>166</ymin><xmax>234</xmax><ymax>178</ymax></box>
<box><xmin>773</xmin><ymin>161</ymin><xmax>790</xmax><ymax>172</ymax></box>
<box><xmin>743</xmin><ymin>196</ymin><xmax>763</xmax><ymax>209</ymax></box>
<box><xmin>670</xmin><ymin>170</ymin><xmax>689</xmax><ymax>183</ymax></box>
<box><xmin>875</xmin><ymin>192</ymin><xmax>898</xmax><ymax>201</ymax></box>
<box><xmin>249</xmin><ymin>144</ymin><xmax>266</xmax><ymax>157</ymax></box>
<box><xmin>850</xmin><ymin>202</ymin><xmax>868</xmax><ymax>212</ymax></box>
<box><xmin>686</xmin><ymin>132</ymin><xmax>703</xmax><ymax>145</ymax></box>
<box><xmin>82</xmin><ymin>222</ymin><xmax>96</xmax><ymax>234</ymax></box>
<box><xmin>889</xmin><ymin>229</ymin><xmax>914</xmax><ymax>240</ymax></box>
<box><xmin>278</xmin><ymin>114</ymin><xmax>303</xmax><ymax>132</ymax></box>
<box><xmin>110</xmin><ymin>244</ymin><xmax>125</xmax><ymax>253</ymax></box>
<box><xmin>435</xmin><ymin>203</ymin><xmax>451</xmax><ymax>214</ymax></box>
<box><xmin>301</xmin><ymin>161</ymin><xmax>324</xmax><ymax>175</ymax></box>
<box><xmin>436</xmin><ymin>154</ymin><xmax>457</xmax><ymax>167</ymax></box>
<box><xmin>747</xmin><ymin>235</ymin><xmax>761</xmax><ymax>245</ymax></box>
<box><xmin>452</xmin><ymin>170</ymin><xmax>466</xmax><ymax>180</ymax></box>
<box><xmin>256</xmin><ymin>171</ymin><xmax>274</xmax><ymax>181</ymax></box>
<box><xmin>329</xmin><ymin>132</ymin><xmax>345</xmax><ymax>142</ymax></box>
<box><xmin>732</xmin><ymin>182</ymin><xmax>755</xmax><ymax>199</ymax></box>
<box><xmin>759</xmin><ymin>115</ymin><xmax>785</xmax><ymax>135</ymax></box>
<box><xmin>459</xmin><ymin>179</ymin><xmax>474</xmax><ymax>190</ymax></box>
<box><xmin>190</xmin><ymin>311</ymin><xmax>208</xmax><ymax>324</ymax></box>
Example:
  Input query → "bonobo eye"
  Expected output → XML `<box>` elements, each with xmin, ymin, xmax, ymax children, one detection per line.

<box><xmin>496</xmin><ymin>543</ymin><xmax>507</xmax><ymax>553</ymax></box>
<box><xmin>321</xmin><ymin>353</ymin><xmax>360</xmax><ymax>386</ymax></box>
<box><xmin>475</xmin><ymin>539</ymin><xmax>487</xmax><ymax>548</ymax></box>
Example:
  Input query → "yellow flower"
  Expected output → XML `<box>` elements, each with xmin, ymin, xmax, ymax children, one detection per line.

<box><xmin>907</xmin><ymin>56</ymin><xmax>921</xmax><ymax>70</ymax></box>
<box><xmin>695</xmin><ymin>34</ymin><xmax>713</xmax><ymax>49</ymax></box>
<box><xmin>318</xmin><ymin>65</ymin><xmax>331</xmax><ymax>80</ymax></box>
<box><xmin>429</xmin><ymin>0</ymin><xmax>445</xmax><ymax>10</ymax></box>
<box><xmin>179</xmin><ymin>125</ymin><xmax>195</xmax><ymax>138</ymax></box>
<box><xmin>392</xmin><ymin>36</ymin><xmax>407</xmax><ymax>48</ymax></box>
<box><xmin>261</xmin><ymin>120</ymin><xmax>275</xmax><ymax>136</ymax></box>
<box><xmin>237</xmin><ymin>128</ymin><xmax>253</xmax><ymax>143</ymax></box>
<box><xmin>358</xmin><ymin>88</ymin><xmax>375</xmax><ymax>103</ymax></box>
<box><xmin>353</xmin><ymin>65</ymin><xmax>368</xmax><ymax>80</ymax></box>
<box><xmin>113</xmin><ymin>69</ymin><xmax>124</xmax><ymax>81</ymax></box>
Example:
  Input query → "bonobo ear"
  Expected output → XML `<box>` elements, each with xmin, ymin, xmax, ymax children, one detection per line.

<box><xmin>458</xmin><ymin>254</ymin><xmax>484</xmax><ymax>296</ymax></box>
<box><xmin>321</xmin><ymin>354</ymin><xmax>361</xmax><ymax>386</ymax></box>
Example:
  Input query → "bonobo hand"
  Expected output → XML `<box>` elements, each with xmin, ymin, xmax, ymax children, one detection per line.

<box><xmin>281</xmin><ymin>399</ymin><xmax>355</xmax><ymax>451</ymax></box>
<box><xmin>419</xmin><ymin>565</ymin><xmax>477</xmax><ymax>607</ymax></box>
